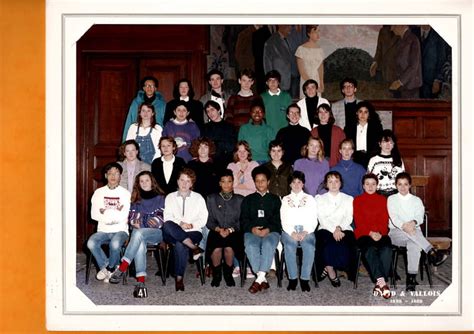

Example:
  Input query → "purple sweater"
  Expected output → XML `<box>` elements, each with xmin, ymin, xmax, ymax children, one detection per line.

<box><xmin>162</xmin><ymin>120</ymin><xmax>200</xmax><ymax>163</ymax></box>
<box><xmin>293</xmin><ymin>158</ymin><xmax>329</xmax><ymax>196</ymax></box>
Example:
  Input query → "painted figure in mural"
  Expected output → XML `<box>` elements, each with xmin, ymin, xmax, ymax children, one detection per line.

<box><xmin>295</xmin><ymin>25</ymin><xmax>325</xmax><ymax>99</ymax></box>
<box><xmin>122</xmin><ymin>76</ymin><xmax>166</xmax><ymax>142</ymax></box>
<box><xmin>411</xmin><ymin>25</ymin><xmax>451</xmax><ymax>99</ymax></box>
<box><xmin>263</xmin><ymin>25</ymin><xmax>293</xmax><ymax>93</ymax></box>
<box><xmin>252</xmin><ymin>25</ymin><xmax>273</xmax><ymax>94</ymax></box>
<box><xmin>235</xmin><ymin>25</ymin><xmax>257</xmax><ymax>73</ymax></box>
<box><xmin>200</xmin><ymin>69</ymin><xmax>231</xmax><ymax>123</ymax></box>
<box><xmin>286</xmin><ymin>25</ymin><xmax>307</xmax><ymax>99</ymax></box>
<box><xmin>331</xmin><ymin>77</ymin><xmax>363</xmax><ymax>130</ymax></box>
<box><xmin>164</xmin><ymin>79</ymin><xmax>204</xmax><ymax>129</ymax></box>
<box><xmin>369</xmin><ymin>25</ymin><xmax>400</xmax><ymax>84</ymax></box>
<box><xmin>225</xmin><ymin>68</ymin><xmax>262</xmax><ymax>127</ymax></box>
<box><xmin>389</xmin><ymin>25</ymin><xmax>422</xmax><ymax>98</ymax></box>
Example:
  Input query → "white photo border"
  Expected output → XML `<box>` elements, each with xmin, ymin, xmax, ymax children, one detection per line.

<box><xmin>46</xmin><ymin>0</ymin><xmax>472</xmax><ymax>331</ymax></box>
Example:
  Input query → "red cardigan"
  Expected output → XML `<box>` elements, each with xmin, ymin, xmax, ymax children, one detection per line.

<box><xmin>353</xmin><ymin>192</ymin><xmax>389</xmax><ymax>239</ymax></box>
<box><xmin>311</xmin><ymin>125</ymin><xmax>345</xmax><ymax>167</ymax></box>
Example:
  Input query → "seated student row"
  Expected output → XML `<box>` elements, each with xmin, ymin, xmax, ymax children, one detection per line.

<box><xmin>88</xmin><ymin>158</ymin><xmax>447</xmax><ymax>299</ymax></box>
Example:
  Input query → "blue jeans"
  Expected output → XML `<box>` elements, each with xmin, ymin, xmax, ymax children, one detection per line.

<box><xmin>162</xmin><ymin>221</ymin><xmax>202</xmax><ymax>277</ymax></box>
<box><xmin>244</xmin><ymin>232</ymin><xmax>280</xmax><ymax>273</ymax></box>
<box><xmin>281</xmin><ymin>232</ymin><xmax>316</xmax><ymax>280</ymax></box>
<box><xmin>87</xmin><ymin>231</ymin><xmax>128</xmax><ymax>270</ymax></box>
<box><xmin>122</xmin><ymin>228</ymin><xmax>163</xmax><ymax>277</ymax></box>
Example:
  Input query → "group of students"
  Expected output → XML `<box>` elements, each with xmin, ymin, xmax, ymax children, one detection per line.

<box><xmin>88</xmin><ymin>133</ymin><xmax>447</xmax><ymax>300</ymax></box>
<box><xmin>87</xmin><ymin>40</ymin><xmax>448</xmax><ymax>299</ymax></box>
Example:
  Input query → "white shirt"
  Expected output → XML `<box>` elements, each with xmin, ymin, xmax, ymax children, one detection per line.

<box><xmin>162</xmin><ymin>155</ymin><xmax>175</xmax><ymax>183</ymax></box>
<box><xmin>356</xmin><ymin>123</ymin><xmax>368</xmax><ymax>151</ymax></box>
<box><xmin>268</xmin><ymin>89</ymin><xmax>281</xmax><ymax>96</ymax></box>
<box><xmin>280</xmin><ymin>191</ymin><xmax>318</xmax><ymax>235</ymax></box>
<box><xmin>387</xmin><ymin>192</ymin><xmax>425</xmax><ymax>230</ymax></box>
<box><xmin>164</xmin><ymin>191</ymin><xmax>209</xmax><ymax>232</ymax></box>
<box><xmin>297</xmin><ymin>96</ymin><xmax>331</xmax><ymax>130</ymax></box>
<box><xmin>315</xmin><ymin>192</ymin><xmax>353</xmax><ymax>232</ymax></box>
<box><xmin>90</xmin><ymin>185</ymin><xmax>131</xmax><ymax>234</ymax></box>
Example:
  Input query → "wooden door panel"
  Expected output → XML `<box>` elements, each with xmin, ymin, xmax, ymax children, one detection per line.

<box><xmin>140</xmin><ymin>54</ymin><xmax>192</xmax><ymax>102</ymax></box>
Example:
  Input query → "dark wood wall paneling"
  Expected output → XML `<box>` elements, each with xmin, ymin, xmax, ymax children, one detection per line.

<box><xmin>75</xmin><ymin>25</ymin><xmax>452</xmax><ymax>250</ymax></box>
<box><xmin>371</xmin><ymin>100</ymin><xmax>452</xmax><ymax>236</ymax></box>
<box><xmin>76</xmin><ymin>25</ymin><xmax>210</xmax><ymax>249</ymax></box>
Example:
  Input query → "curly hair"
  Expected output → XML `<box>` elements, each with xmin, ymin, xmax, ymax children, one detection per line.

<box><xmin>189</xmin><ymin>137</ymin><xmax>217</xmax><ymax>158</ymax></box>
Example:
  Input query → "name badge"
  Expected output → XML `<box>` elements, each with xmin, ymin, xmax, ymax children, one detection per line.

<box><xmin>258</xmin><ymin>210</ymin><xmax>265</xmax><ymax>218</ymax></box>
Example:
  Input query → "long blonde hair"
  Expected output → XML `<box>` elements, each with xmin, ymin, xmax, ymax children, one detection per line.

<box><xmin>300</xmin><ymin>136</ymin><xmax>325</xmax><ymax>161</ymax></box>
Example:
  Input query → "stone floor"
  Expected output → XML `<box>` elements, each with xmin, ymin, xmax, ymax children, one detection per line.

<box><xmin>76</xmin><ymin>250</ymin><xmax>452</xmax><ymax>307</ymax></box>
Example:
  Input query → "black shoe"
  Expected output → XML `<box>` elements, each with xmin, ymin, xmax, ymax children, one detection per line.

<box><xmin>133</xmin><ymin>282</ymin><xmax>148</xmax><ymax>298</ymax></box>
<box><xmin>300</xmin><ymin>279</ymin><xmax>311</xmax><ymax>292</ymax></box>
<box><xmin>428</xmin><ymin>249</ymin><xmax>448</xmax><ymax>267</ymax></box>
<box><xmin>109</xmin><ymin>267</ymin><xmax>125</xmax><ymax>284</ymax></box>
<box><xmin>211</xmin><ymin>265</ymin><xmax>222</xmax><ymax>287</ymax></box>
<box><xmin>287</xmin><ymin>279</ymin><xmax>298</xmax><ymax>291</ymax></box>
<box><xmin>406</xmin><ymin>274</ymin><xmax>417</xmax><ymax>291</ymax></box>
<box><xmin>222</xmin><ymin>265</ymin><xmax>235</xmax><ymax>287</ymax></box>
<box><xmin>175</xmin><ymin>278</ymin><xmax>185</xmax><ymax>291</ymax></box>
<box><xmin>329</xmin><ymin>275</ymin><xmax>341</xmax><ymax>288</ymax></box>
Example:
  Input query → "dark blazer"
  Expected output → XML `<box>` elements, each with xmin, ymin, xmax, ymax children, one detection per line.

<box><xmin>345</xmin><ymin>120</ymin><xmax>383</xmax><ymax>156</ymax></box>
<box><xmin>151</xmin><ymin>156</ymin><xmax>186</xmax><ymax>195</ymax></box>
<box><xmin>395</xmin><ymin>29</ymin><xmax>422</xmax><ymax>90</ymax></box>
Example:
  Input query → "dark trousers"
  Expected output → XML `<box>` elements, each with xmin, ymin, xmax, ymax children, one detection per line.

<box><xmin>162</xmin><ymin>221</ymin><xmax>202</xmax><ymax>277</ymax></box>
<box><xmin>357</xmin><ymin>235</ymin><xmax>392</xmax><ymax>282</ymax></box>
<box><xmin>316</xmin><ymin>229</ymin><xmax>357</xmax><ymax>281</ymax></box>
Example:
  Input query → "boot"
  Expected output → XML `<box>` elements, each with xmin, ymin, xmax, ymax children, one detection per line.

<box><xmin>223</xmin><ymin>264</ymin><xmax>236</xmax><ymax>287</ymax></box>
<box><xmin>211</xmin><ymin>265</ymin><xmax>222</xmax><ymax>287</ymax></box>
<box><xmin>406</xmin><ymin>274</ymin><xmax>417</xmax><ymax>291</ymax></box>
<box><xmin>287</xmin><ymin>278</ymin><xmax>298</xmax><ymax>291</ymax></box>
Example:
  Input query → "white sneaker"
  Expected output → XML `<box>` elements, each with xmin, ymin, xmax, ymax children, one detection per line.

<box><xmin>246</xmin><ymin>268</ymin><xmax>255</xmax><ymax>279</ymax></box>
<box><xmin>232</xmin><ymin>266</ymin><xmax>241</xmax><ymax>278</ymax></box>
<box><xmin>96</xmin><ymin>267</ymin><xmax>110</xmax><ymax>281</ymax></box>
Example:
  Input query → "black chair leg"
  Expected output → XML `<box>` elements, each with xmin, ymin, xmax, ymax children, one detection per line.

<box><xmin>354</xmin><ymin>248</ymin><xmax>362</xmax><ymax>289</ymax></box>
<box><xmin>196</xmin><ymin>256</ymin><xmax>205</xmax><ymax>285</ymax></box>
<box><xmin>240</xmin><ymin>255</ymin><xmax>247</xmax><ymax>287</ymax></box>
<box><xmin>274</xmin><ymin>249</ymin><xmax>281</xmax><ymax>288</ymax></box>
<box><xmin>157</xmin><ymin>247</ymin><xmax>167</xmax><ymax>286</ymax></box>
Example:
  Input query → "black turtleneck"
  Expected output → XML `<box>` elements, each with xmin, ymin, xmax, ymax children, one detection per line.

<box><xmin>317</xmin><ymin>124</ymin><xmax>332</xmax><ymax>158</ymax></box>
<box><xmin>139</xmin><ymin>189</ymin><xmax>159</xmax><ymax>199</ymax></box>
<box><xmin>305</xmin><ymin>96</ymin><xmax>319</xmax><ymax>127</ymax></box>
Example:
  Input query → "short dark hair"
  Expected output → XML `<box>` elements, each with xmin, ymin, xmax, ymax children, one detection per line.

<box><xmin>315</xmin><ymin>103</ymin><xmax>336</xmax><ymax>126</ymax></box>
<box><xmin>268</xmin><ymin>139</ymin><xmax>284</xmax><ymax>152</ymax></box>
<box><xmin>395</xmin><ymin>172</ymin><xmax>412</xmax><ymax>185</ymax></box>
<box><xmin>265</xmin><ymin>70</ymin><xmax>281</xmax><ymax>83</ymax></box>
<box><xmin>362</xmin><ymin>173</ymin><xmax>379</xmax><ymax>185</ymax></box>
<box><xmin>219</xmin><ymin>168</ymin><xmax>234</xmax><ymax>181</ymax></box>
<box><xmin>204</xmin><ymin>100</ymin><xmax>221</xmax><ymax>112</ymax></box>
<box><xmin>250</xmin><ymin>99</ymin><xmax>265</xmax><ymax>113</ymax></box>
<box><xmin>251</xmin><ymin>165</ymin><xmax>271</xmax><ymax>181</ymax></box>
<box><xmin>140</xmin><ymin>76</ymin><xmax>159</xmax><ymax>88</ymax></box>
<box><xmin>323</xmin><ymin>171</ymin><xmax>343</xmax><ymax>190</ymax></box>
<box><xmin>286</xmin><ymin>103</ymin><xmax>301</xmax><ymax>115</ymax></box>
<box><xmin>239</xmin><ymin>68</ymin><xmax>255</xmax><ymax>80</ymax></box>
<box><xmin>189</xmin><ymin>137</ymin><xmax>217</xmax><ymax>158</ymax></box>
<box><xmin>206</xmin><ymin>68</ymin><xmax>224</xmax><ymax>81</ymax></box>
<box><xmin>305</xmin><ymin>25</ymin><xmax>319</xmax><ymax>37</ymax></box>
<box><xmin>173</xmin><ymin>78</ymin><xmax>195</xmax><ymax>99</ymax></box>
<box><xmin>302</xmin><ymin>79</ymin><xmax>319</xmax><ymax>96</ymax></box>
<box><xmin>103</xmin><ymin>162</ymin><xmax>123</xmax><ymax>175</ymax></box>
<box><xmin>339</xmin><ymin>77</ymin><xmax>358</xmax><ymax>91</ymax></box>
<box><xmin>288</xmin><ymin>170</ymin><xmax>306</xmax><ymax>185</ymax></box>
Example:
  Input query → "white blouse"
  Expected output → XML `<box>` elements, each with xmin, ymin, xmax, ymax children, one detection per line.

<box><xmin>315</xmin><ymin>191</ymin><xmax>353</xmax><ymax>232</ymax></box>
<box><xmin>280</xmin><ymin>191</ymin><xmax>318</xmax><ymax>235</ymax></box>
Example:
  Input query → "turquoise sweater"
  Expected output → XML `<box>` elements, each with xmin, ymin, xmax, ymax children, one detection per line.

<box><xmin>261</xmin><ymin>90</ymin><xmax>292</xmax><ymax>133</ymax></box>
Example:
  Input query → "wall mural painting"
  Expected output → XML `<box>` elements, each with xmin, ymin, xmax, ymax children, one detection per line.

<box><xmin>209</xmin><ymin>25</ymin><xmax>452</xmax><ymax>101</ymax></box>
